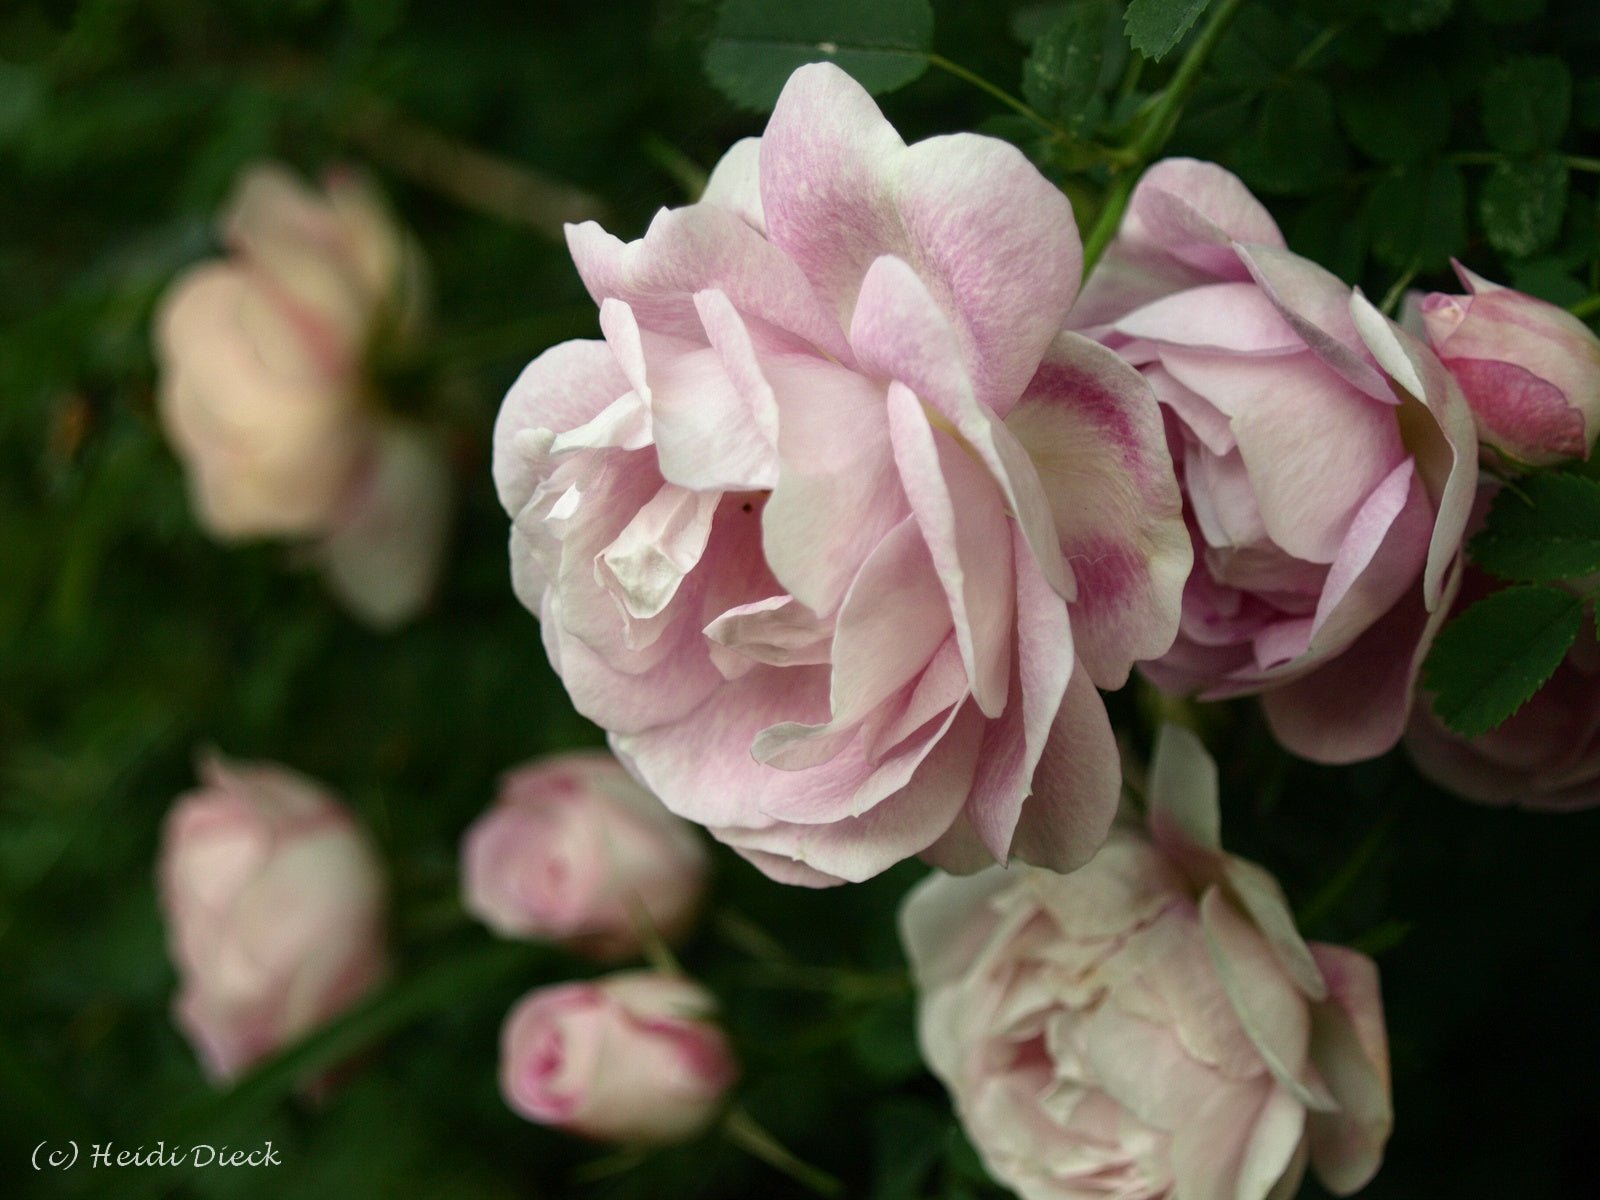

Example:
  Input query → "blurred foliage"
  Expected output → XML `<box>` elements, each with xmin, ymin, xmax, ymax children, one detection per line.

<box><xmin>3</xmin><ymin>1</ymin><xmax>1598</xmax><ymax>1198</ymax></box>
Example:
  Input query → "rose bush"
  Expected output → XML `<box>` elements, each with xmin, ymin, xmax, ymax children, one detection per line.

<box><xmin>1074</xmin><ymin>159</ymin><xmax>1479</xmax><ymax>763</ymax></box>
<box><xmin>499</xmin><ymin>971</ymin><xmax>737</xmax><ymax>1143</ymax></box>
<box><xmin>157</xmin><ymin>756</ymin><xmax>388</xmax><ymax>1082</ymax></box>
<box><xmin>1417</xmin><ymin>263</ymin><xmax>1600</xmax><ymax>467</ymax></box>
<box><xmin>462</xmin><ymin>750</ymin><xmax>708</xmax><ymax>958</ymax></box>
<box><xmin>494</xmin><ymin>63</ymin><xmax>1189</xmax><ymax>885</ymax></box>
<box><xmin>900</xmin><ymin>725</ymin><xmax>1392</xmax><ymax>1200</ymax></box>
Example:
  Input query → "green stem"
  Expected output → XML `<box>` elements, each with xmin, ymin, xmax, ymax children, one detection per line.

<box><xmin>1288</xmin><ymin>22</ymin><xmax>1344</xmax><ymax>75</ymax></box>
<box><xmin>1570</xmin><ymin>294</ymin><xmax>1600</xmax><ymax>321</ymax></box>
<box><xmin>1567</xmin><ymin>155</ymin><xmax>1600</xmax><ymax>174</ymax></box>
<box><xmin>1081</xmin><ymin>0</ymin><xmax>1248</xmax><ymax>276</ymax></box>
<box><xmin>924</xmin><ymin>52</ymin><xmax>1066</xmax><ymax>139</ymax></box>
<box><xmin>722</xmin><ymin>1107</ymin><xmax>844</xmax><ymax>1197</ymax></box>
<box><xmin>1296</xmin><ymin>809</ymin><xmax>1399</xmax><ymax>935</ymax></box>
<box><xmin>1379</xmin><ymin>262</ymin><xmax>1420</xmax><ymax>317</ymax></box>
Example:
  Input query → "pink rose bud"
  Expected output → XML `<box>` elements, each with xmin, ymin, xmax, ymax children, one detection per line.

<box><xmin>152</xmin><ymin>162</ymin><xmax>424</xmax><ymax>539</ymax></box>
<box><xmin>462</xmin><ymin>751</ymin><xmax>708</xmax><ymax>959</ymax></box>
<box><xmin>158</xmin><ymin>756</ymin><xmax>388</xmax><ymax>1083</ymax></box>
<box><xmin>1419</xmin><ymin>262</ymin><xmax>1600</xmax><ymax>466</ymax></box>
<box><xmin>500</xmin><ymin>971</ymin><xmax>737</xmax><ymax>1143</ymax></box>
<box><xmin>495</xmin><ymin>63</ymin><xmax>1191</xmax><ymax>885</ymax></box>
<box><xmin>902</xmin><ymin>725</ymin><xmax>1393</xmax><ymax>1200</ymax></box>
<box><xmin>1075</xmin><ymin>158</ymin><xmax>1479</xmax><ymax>765</ymax></box>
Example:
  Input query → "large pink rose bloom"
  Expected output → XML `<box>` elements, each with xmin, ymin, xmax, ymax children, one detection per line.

<box><xmin>1075</xmin><ymin>159</ymin><xmax>1478</xmax><ymax>763</ymax></box>
<box><xmin>1418</xmin><ymin>263</ymin><xmax>1600</xmax><ymax>467</ymax></box>
<box><xmin>493</xmin><ymin>64</ymin><xmax>1189</xmax><ymax>885</ymax></box>
<box><xmin>158</xmin><ymin>756</ymin><xmax>388</xmax><ymax>1082</ymax></box>
<box><xmin>901</xmin><ymin>726</ymin><xmax>1392</xmax><ymax>1200</ymax></box>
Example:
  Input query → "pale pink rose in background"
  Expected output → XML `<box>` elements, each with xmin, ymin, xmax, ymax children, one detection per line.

<box><xmin>313</xmin><ymin>420</ymin><xmax>454</xmax><ymax>630</ymax></box>
<box><xmin>158</xmin><ymin>755</ymin><xmax>387</xmax><ymax>1083</ymax></box>
<box><xmin>1406</xmin><ymin>564</ymin><xmax>1600</xmax><ymax>810</ymax></box>
<box><xmin>500</xmin><ymin>971</ymin><xmax>737</xmax><ymax>1143</ymax></box>
<box><xmin>494</xmin><ymin>63</ymin><xmax>1189</xmax><ymax>886</ymax></box>
<box><xmin>1075</xmin><ymin>158</ymin><xmax>1479</xmax><ymax>764</ymax></box>
<box><xmin>462</xmin><ymin>750</ymin><xmax>708</xmax><ymax>958</ymax></box>
<box><xmin>1418</xmin><ymin>263</ymin><xmax>1600</xmax><ymax>467</ymax></box>
<box><xmin>901</xmin><ymin>725</ymin><xmax>1392</xmax><ymax>1200</ymax></box>
<box><xmin>153</xmin><ymin>162</ymin><xmax>449</xmax><ymax>627</ymax></box>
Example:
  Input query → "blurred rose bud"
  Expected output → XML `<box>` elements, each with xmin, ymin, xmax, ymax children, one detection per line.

<box><xmin>500</xmin><ymin>971</ymin><xmax>737</xmax><ymax>1143</ymax></box>
<box><xmin>1418</xmin><ymin>262</ymin><xmax>1600</xmax><ymax>466</ymax></box>
<box><xmin>314</xmin><ymin>421</ymin><xmax>453</xmax><ymax>630</ymax></box>
<box><xmin>154</xmin><ymin>163</ymin><xmax>422</xmax><ymax>538</ymax></box>
<box><xmin>462</xmin><ymin>751</ymin><xmax>707</xmax><ymax>960</ymax></box>
<box><xmin>1407</xmin><ymin>566</ymin><xmax>1600</xmax><ymax>809</ymax></box>
<box><xmin>158</xmin><ymin>755</ymin><xmax>387</xmax><ymax>1083</ymax></box>
<box><xmin>901</xmin><ymin>725</ymin><xmax>1392</xmax><ymax>1200</ymax></box>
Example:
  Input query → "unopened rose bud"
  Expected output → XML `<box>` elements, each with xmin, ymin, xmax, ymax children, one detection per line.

<box><xmin>158</xmin><ymin>756</ymin><xmax>387</xmax><ymax>1082</ymax></box>
<box><xmin>462</xmin><ymin>752</ymin><xmax>707</xmax><ymax>960</ymax></box>
<box><xmin>1419</xmin><ymin>262</ymin><xmax>1600</xmax><ymax>466</ymax></box>
<box><xmin>499</xmin><ymin>972</ymin><xmax>737</xmax><ymax>1143</ymax></box>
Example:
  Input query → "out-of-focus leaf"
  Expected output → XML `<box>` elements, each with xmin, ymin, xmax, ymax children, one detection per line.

<box><xmin>1022</xmin><ymin>0</ymin><xmax>1125</xmax><ymax>133</ymax></box>
<box><xmin>1235</xmin><ymin>78</ymin><xmax>1347</xmax><ymax>195</ymax></box>
<box><xmin>1481</xmin><ymin>55</ymin><xmax>1572</xmax><ymax>154</ymax></box>
<box><xmin>1367</xmin><ymin>159</ymin><xmax>1467</xmax><ymax>270</ymax></box>
<box><xmin>1339</xmin><ymin>63</ymin><xmax>1451</xmax><ymax>165</ymax></box>
<box><xmin>704</xmin><ymin>0</ymin><xmax>934</xmax><ymax>112</ymax></box>
<box><xmin>1479</xmin><ymin>157</ymin><xmax>1569</xmax><ymax>259</ymax></box>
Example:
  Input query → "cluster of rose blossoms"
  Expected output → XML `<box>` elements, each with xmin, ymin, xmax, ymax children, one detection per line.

<box><xmin>486</xmin><ymin>63</ymin><xmax>1600</xmax><ymax>1196</ymax></box>
<box><xmin>147</xmin><ymin>59</ymin><xmax>1600</xmax><ymax>1200</ymax></box>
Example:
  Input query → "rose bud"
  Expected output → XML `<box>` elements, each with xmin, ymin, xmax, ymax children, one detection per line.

<box><xmin>495</xmin><ymin>63</ymin><xmax>1190</xmax><ymax>885</ymax></box>
<box><xmin>158</xmin><ymin>755</ymin><xmax>388</xmax><ymax>1083</ymax></box>
<box><xmin>1418</xmin><ymin>262</ymin><xmax>1600</xmax><ymax>466</ymax></box>
<box><xmin>1074</xmin><ymin>158</ymin><xmax>1478</xmax><ymax>764</ymax></box>
<box><xmin>499</xmin><ymin>971</ymin><xmax>737</xmax><ymax>1143</ymax></box>
<box><xmin>901</xmin><ymin>725</ymin><xmax>1393</xmax><ymax>1200</ymax></box>
<box><xmin>462</xmin><ymin>751</ymin><xmax>708</xmax><ymax>959</ymax></box>
<box><xmin>153</xmin><ymin>162</ymin><xmax>423</xmax><ymax>540</ymax></box>
<box><xmin>1407</xmin><ymin>565</ymin><xmax>1600</xmax><ymax>810</ymax></box>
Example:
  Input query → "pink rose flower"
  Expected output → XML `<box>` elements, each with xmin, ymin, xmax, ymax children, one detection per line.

<box><xmin>500</xmin><ymin>971</ymin><xmax>738</xmax><ymax>1143</ymax></box>
<box><xmin>153</xmin><ymin>162</ymin><xmax>448</xmax><ymax>626</ymax></box>
<box><xmin>901</xmin><ymin>725</ymin><xmax>1393</xmax><ymax>1200</ymax></box>
<box><xmin>1076</xmin><ymin>159</ymin><xmax>1479</xmax><ymax>763</ymax></box>
<box><xmin>462</xmin><ymin>750</ymin><xmax>708</xmax><ymax>959</ymax></box>
<box><xmin>158</xmin><ymin>756</ymin><xmax>388</xmax><ymax>1082</ymax></box>
<box><xmin>1407</xmin><ymin>565</ymin><xmax>1600</xmax><ymax>810</ymax></box>
<box><xmin>1417</xmin><ymin>262</ymin><xmax>1600</xmax><ymax>466</ymax></box>
<box><xmin>493</xmin><ymin>63</ymin><xmax>1189</xmax><ymax>885</ymax></box>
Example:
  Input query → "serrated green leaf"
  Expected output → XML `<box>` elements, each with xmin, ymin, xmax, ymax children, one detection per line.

<box><xmin>704</xmin><ymin>0</ymin><xmax>934</xmax><ymax>112</ymax></box>
<box><xmin>1339</xmin><ymin>63</ymin><xmax>1450</xmax><ymax>165</ymax></box>
<box><xmin>1423</xmin><ymin>583</ymin><xmax>1584</xmax><ymax>737</ymax></box>
<box><xmin>1479</xmin><ymin>158</ymin><xmax>1569</xmax><ymax>259</ymax></box>
<box><xmin>1367</xmin><ymin>160</ymin><xmax>1467</xmax><ymax>270</ymax></box>
<box><xmin>1471</xmin><ymin>474</ymin><xmax>1600</xmax><ymax>581</ymax></box>
<box><xmin>1023</xmin><ymin>1</ymin><xmax>1126</xmax><ymax>132</ymax></box>
<box><xmin>1481</xmin><ymin>55</ymin><xmax>1572</xmax><ymax>155</ymax></box>
<box><xmin>1124</xmin><ymin>0</ymin><xmax>1212</xmax><ymax>62</ymax></box>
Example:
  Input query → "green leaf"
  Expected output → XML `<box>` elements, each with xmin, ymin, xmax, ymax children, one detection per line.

<box><xmin>1289</xmin><ymin>191</ymin><xmax>1368</xmax><ymax>284</ymax></box>
<box><xmin>1423</xmin><ymin>583</ymin><xmax>1584</xmax><ymax>738</ymax></box>
<box><xmin>1022</xmin><ymin>1</ymin><xmax>1126</xmax><ymax>132</ymax></box>
<box><xmin>1367</xmin><ymin>160</ymin><xmax>1467</xmax><ymax>270</ymax></box>
<box><xmin>1379</xmin><ymin>0</ymin><xmax>1454</xmax><ymax>34</ymax></box>
<box><xmin>704</xmin><ymin>0</ymin><xmax>934</xmax><ymax>112</ymax></box>
<box><xmin>1479</xmin><ymin>157</ymin><xmax>1569</xmax><ymax>259</ymax></box>
<box><xmin>1469</xmin><ymin>0</ymin><xmax>1544</xmax><ymax>24</ymax></box>
<box><xmin>1339</xmin><ymin>63</ymin><xmax>1451</xmax><ymax>165</ymax></box>
<box><xmin>1211</xmin><ymin>6</ymin><xmax>1303</xmax><ymax>93</ymax></box>
<box><xmin>1235</xmin><ymin>79</ymin><xmax>1348</xmax><ymax>196</ymax></box>
<box><xmin>1481</xmin><ymin>55</ymin><xmax>1572</xmax><ymax>155</ymax></box>
<box><xmin>1124</xmin><ymin>0</ymin><xmax>1212</xmax><ymax>62</ymax></box>
<box><xmin>1471</xmin><ymin>474</ymin><xmax>1600</xmax><ymax>581</ymax></box>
